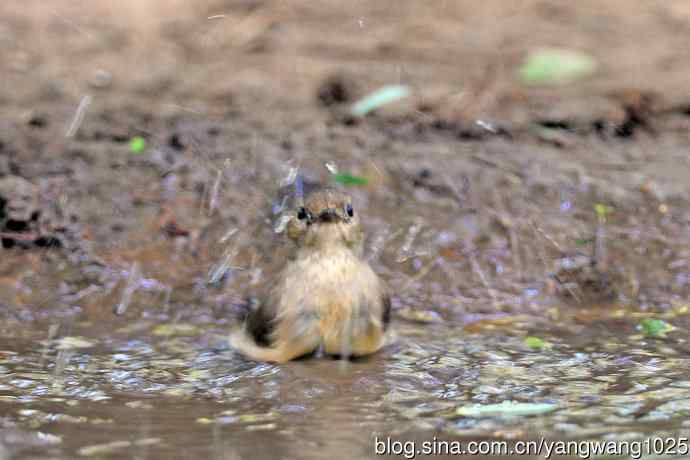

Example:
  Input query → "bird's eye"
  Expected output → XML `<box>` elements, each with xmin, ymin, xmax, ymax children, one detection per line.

<box><xmin>345</xmin><ymin>203</ymin><xmax>354</xmax><ymax>217</ymax></box>
<box><xmin>297</xmin><ymin>207</ymin><xmax>308</xmax><ymax>220</ymax></box>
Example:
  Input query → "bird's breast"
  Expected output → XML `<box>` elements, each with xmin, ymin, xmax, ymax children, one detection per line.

<box><xmin>273</xmin><ymin>247</ymin><xmax>385</xmax><ymax>355</ymax></box>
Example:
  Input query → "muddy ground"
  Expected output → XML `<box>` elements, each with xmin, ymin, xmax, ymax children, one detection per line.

<box><xmin>2</xmin><ymin>1</ymin><xmax>690</xmax><ymax>459</ymax></box>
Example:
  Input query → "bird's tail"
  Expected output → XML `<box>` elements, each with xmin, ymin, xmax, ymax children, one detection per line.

<box><xmin>228</xmin><ymin>327</ymin><xmax>320</xmax><ymax>363</ymax></box>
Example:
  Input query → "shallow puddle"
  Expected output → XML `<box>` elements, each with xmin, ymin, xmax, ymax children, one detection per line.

<box><xmin>2</xmin><ymin>307</ymin><xmax>690</xmax><ymax>459</ymax></box>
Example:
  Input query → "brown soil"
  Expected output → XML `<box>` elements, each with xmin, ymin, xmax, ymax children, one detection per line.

<box><xmin>2</xmin><ymin>0</ymin><xmax>690</xmax><ymax>319</ymax></box>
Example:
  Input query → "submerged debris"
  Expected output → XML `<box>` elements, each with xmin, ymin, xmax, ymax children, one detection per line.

<box><xmin>55</xmin><ymin>337</ymin><xmax>95</xmax><ymax>350</ymax></box>
<box><xmin>77</xmin><ymin>438</ymin><xmax>161</xmax><ymax>457</ymax></box>
<box><xmin>396</xmin><ymin>307</ymin><xmax>444</xmax><ymax>324</ymax></box>
<box><xmin>456</xmin><ymin>401</ymin><xmax>559</xmax><ymax>417</ymax></box>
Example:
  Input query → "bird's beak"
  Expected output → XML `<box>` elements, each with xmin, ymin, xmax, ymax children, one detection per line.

<box><xmin>317</xmin><ymin>208</ymin><xmax>341</xmax><ymax>223</ymax></box>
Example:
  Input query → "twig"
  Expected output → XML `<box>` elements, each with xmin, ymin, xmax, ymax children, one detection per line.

<box><xmin>530</xmin><ymin>221</ymin><xmax>564</xmax><ymax>254</ymax></box>
<box><xmin>470</xmin><ymin>155</ymin><xmax>524</xmax><ymax>179</ymax></box>
<box><xmin>65</xmin><ymin>94</ymin><xmax>93</xmax><ymax>138</ymax></box>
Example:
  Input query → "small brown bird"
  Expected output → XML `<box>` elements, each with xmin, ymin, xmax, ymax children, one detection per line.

<box><xmin>229</xmin><ymin>188</ymin><xmax>391</xmax><ymax>363</ymax></box>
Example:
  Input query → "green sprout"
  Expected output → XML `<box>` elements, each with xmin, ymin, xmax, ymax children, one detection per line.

<box><xmin>594</xmin><ymin>203</ymin><xmax>614</xmax><ymax>223</ymax></box>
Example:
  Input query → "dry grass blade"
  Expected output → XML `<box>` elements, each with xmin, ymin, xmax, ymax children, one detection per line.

<box><xmin>114</xmin><ymin>262</ymin><xmax>141</xmax><ymax>315</ymax></box>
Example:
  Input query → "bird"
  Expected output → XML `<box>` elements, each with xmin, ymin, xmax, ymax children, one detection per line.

<box><xmin>229</xmin><ymin>187</ymin><xmax>391</xmax><ymax>363</ymax></box>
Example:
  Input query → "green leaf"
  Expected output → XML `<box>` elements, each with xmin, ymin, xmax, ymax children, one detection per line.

<box><xmin>351</xmin><ymin>85</ymin><xmax>411</xmax><ymax>117</ymax></box>
<box><xmin>524</xmin><ymin>336</ymin><xmax>550</xmax><ymax>350</ymax></box>
<box><xmin>519</xmin><ymin>48</ymin><xmax>596</xmax><ymax>85</ymax></box>
<box><xmin>130</xmin><ymin>136</ymin><xmax>146</xmax><ymax>154</ymax></box>
<box><xmin>332</xmin><ymin>173</ymin><xmax>369</xmax><ymax>186</ymax></box>
<box><xmin>639</xmin><ymin>318</ymin><xmax>673</xmax><ymax>337</ymax></box>
<box><xmin>456</xmin><ymin>401</ymin><xmax>558</xmax><ymax>417</ymax></box>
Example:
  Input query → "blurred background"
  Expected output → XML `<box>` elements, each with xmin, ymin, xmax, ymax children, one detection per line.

<box><xmin>3</xmin><ymin>0</ymin><xmax>690</xmax><ymax>113</ymax></box>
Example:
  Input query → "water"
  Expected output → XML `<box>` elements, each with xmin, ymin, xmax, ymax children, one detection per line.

<box><xmin>1</xmin><ymin>305</ymin><xmax>690</xmax><ymax>459</ymax></box>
